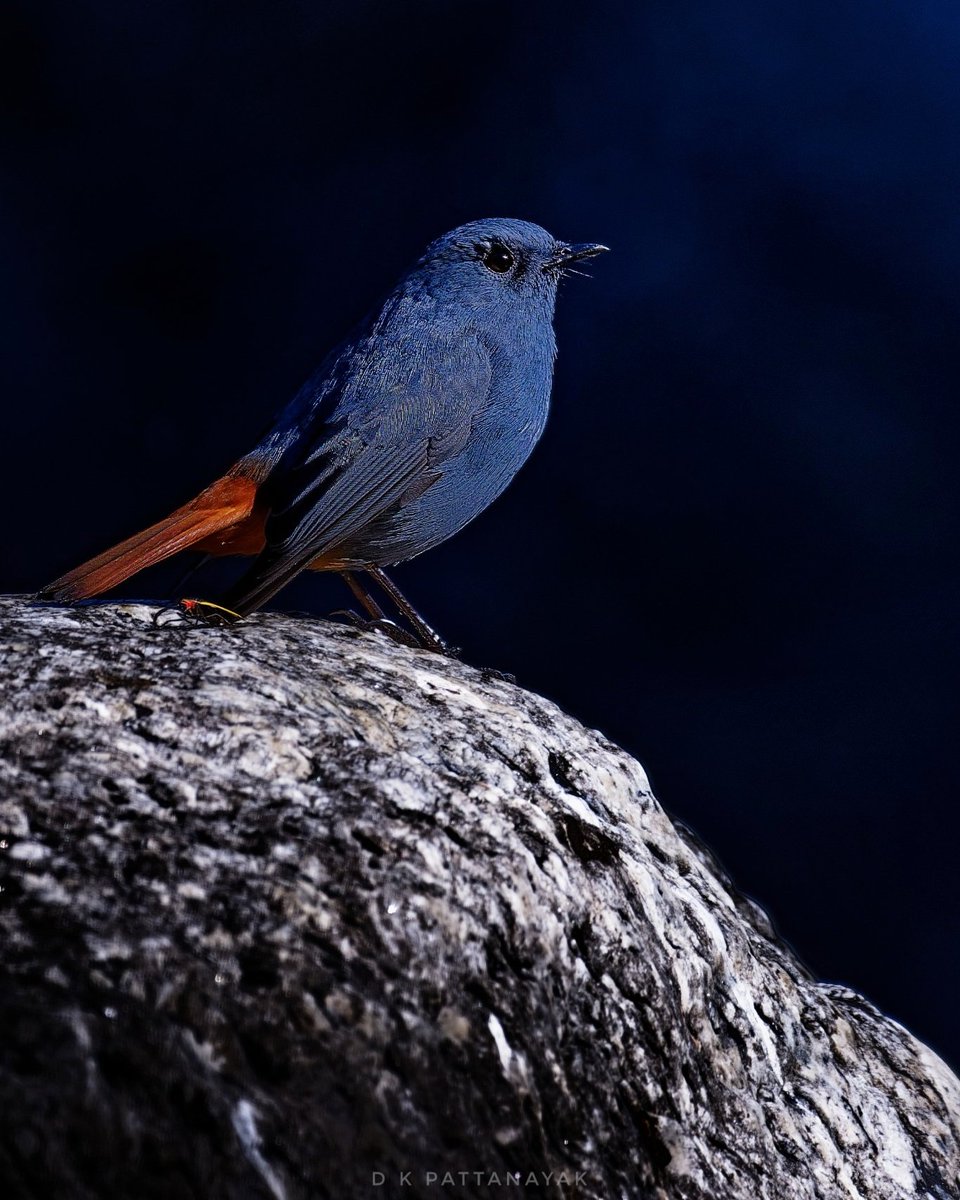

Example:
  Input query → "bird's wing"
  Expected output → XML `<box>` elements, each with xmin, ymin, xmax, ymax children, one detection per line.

<box><xmin>224</xmin><ymin>331</ymin><xmax>491</xmax><ymax>613</ymax></box>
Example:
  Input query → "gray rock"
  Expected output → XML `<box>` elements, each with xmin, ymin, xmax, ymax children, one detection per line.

<box><xmin>0</xmin><ymin>595</ymin><xmax>957</xmax><ymax>1199</ymax></box>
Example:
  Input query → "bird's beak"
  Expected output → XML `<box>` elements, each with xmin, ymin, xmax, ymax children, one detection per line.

<box><xmin>544</xmin><ymin>242</ymin><xmax>610</xmax><ymax>271</ymax></box>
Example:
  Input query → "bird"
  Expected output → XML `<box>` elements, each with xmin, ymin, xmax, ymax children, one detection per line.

<box><xmin>39</xmin><ymin>218</ymin><xmax>607</xmax><ymax>648</ymax></box>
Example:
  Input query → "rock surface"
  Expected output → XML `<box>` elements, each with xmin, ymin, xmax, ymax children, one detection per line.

<box><xmin>0</xmin><ymin>595</ymin><xmax>958</xmax><ymax>1200</ymax></box>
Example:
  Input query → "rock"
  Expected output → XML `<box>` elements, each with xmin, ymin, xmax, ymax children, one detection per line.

<box><xmin>0</xmin><ymin>596</ymin><xmax>958</xmax><ymax>1199</ymax></box>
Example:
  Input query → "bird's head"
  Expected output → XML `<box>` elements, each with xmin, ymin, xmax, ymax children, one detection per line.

<box><xmin>414</xmin><ymin>218</ymin><xmax>608</xmax><ymax>315</ymax></box>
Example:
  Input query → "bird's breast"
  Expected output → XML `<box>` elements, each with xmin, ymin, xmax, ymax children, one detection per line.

<box><xmin>372</xmin><ymin>334</ymin><xmax>554</xmax><ymax>562</ymax></box>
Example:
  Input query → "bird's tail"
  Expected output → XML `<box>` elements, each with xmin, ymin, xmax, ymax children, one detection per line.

<box><xmin>38</xmin><ymin>472</ymin><xmax>264</xmax><ymax>602</ymax></box>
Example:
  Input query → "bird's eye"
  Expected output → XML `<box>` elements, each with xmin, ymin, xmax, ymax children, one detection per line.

<box><xmin>480</xmin><ymin>242</ymin><xmax>515</xmax><ymax>274</ymax></box>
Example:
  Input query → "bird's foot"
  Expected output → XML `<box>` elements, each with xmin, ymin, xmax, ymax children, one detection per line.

<box><xmin>329</xmin><ymin>607</ymin><xmax>365</xmax><ymax>628</ymax></box>
<box><xmin>153</xmin><ymin>598</ymin><xmax>242</xmax><ymax>628</ymax></box>
<box><xmin>329</xmin><ymin>608</ymin><xmax>454</xmax><ymax>653</ymax></box>
<box><xmin>480</xmin><ymin>666</ymin><xmax>517</xmax><ymax>684</ymax></box>
<box><xmin>330</xmin><ymin>608</ymin><xmax>420</xmax><ymax>647</ymax></box>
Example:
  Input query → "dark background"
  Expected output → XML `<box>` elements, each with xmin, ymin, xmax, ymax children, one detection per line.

<box><xmin>3</xmin><ymin>1</ymin><xmax>958</xmax><ymax>1067</ymax></box>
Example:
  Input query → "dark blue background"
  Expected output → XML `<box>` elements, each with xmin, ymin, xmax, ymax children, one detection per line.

<box><xmin>4</xmin><ymin>1</ymin><xmax>958</xmax><ymax>1067</ymax></box>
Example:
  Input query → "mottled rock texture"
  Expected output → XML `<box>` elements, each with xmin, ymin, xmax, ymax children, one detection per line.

<box><xmin>0</xmin><ymin>595</ymin><xmax>957</xmax><ymax>1200</ymax></box>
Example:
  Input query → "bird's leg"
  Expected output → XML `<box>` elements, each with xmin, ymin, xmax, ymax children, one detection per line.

<box><xmin>340</xmin><ymin>570</ymin><xmax>388</xmax><ymax>621</ymax></box>
<box><xmin>334</xmin><ymin>571</ymin><xmax>421</xmax><ymax>649</ymax></box>
<box><xmin>365</xmin><ymin>566</ymin><xmax>453</xmax><ymax>655</ymax></box>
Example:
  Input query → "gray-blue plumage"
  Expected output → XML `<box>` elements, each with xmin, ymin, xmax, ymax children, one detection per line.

<box><xmin>226</xmin><ymin>218</ymin><xmax>606</xmax><ymax>615</ymax></box>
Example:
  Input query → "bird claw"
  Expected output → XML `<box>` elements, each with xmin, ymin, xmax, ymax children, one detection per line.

<box><xmin>362</xmin><ymin>617</ymin><xmax>424</xmax><ymax>649</ymax></box>
<box><xmin>369</xmin><ymin>621</ymin><xmax>463</xmax><ymax>656</ymax></box>
<box><xmin>329</xmin><ymin>608</ymin><xmax>438</xmax><ymax>651</ymax></box>
<box><xmin>480</xmin><ymin>666</ymin><xmax>516</xmax><ymax>683</ymax></box>
<box><xmin>329</xmin><ymin>607</ymin><xmax>365</xmax><ymax>627</ymax></box>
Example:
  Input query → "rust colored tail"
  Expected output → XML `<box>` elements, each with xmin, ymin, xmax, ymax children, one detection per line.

<box><xmin>39</xmin><ymin>472</ymin><xmax>266</xmax><ymax>602</ymax></box>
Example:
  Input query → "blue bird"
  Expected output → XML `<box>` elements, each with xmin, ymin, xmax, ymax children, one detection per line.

<box><xmin>40</xmin><ymin>218</ymin><xmax>607</xmax><ymax>647</ymax></box>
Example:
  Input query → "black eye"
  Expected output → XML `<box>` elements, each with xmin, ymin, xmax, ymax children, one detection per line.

<box><xmin>481</xmin><ymin>242</ymin><xmax>515</xmax><ymax>273</ymax></box>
